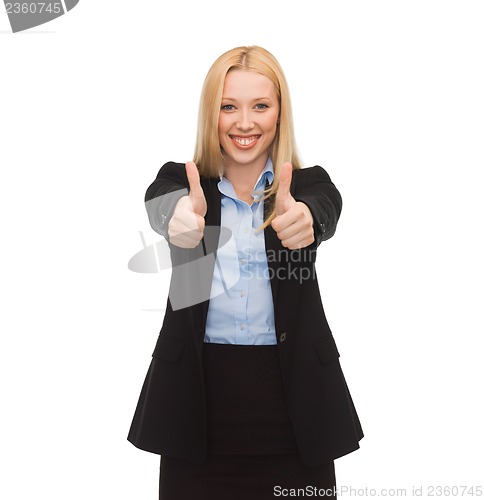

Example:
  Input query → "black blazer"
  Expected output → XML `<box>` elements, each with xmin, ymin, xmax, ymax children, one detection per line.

<box><xmin>127</xmin><ymin>161</ymin><xmax>364</xmax><ymax>467</ymax></box>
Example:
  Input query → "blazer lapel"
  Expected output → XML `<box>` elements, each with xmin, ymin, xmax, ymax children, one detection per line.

<box><xmin>197</xmin><ymin>176</ymin><xmax>221</xmax><ymax>333</ymax></box>
<box><xmin>263</xmin><ymin>179</ymin><xmax>281</xmax><ymax>311</ymax></box>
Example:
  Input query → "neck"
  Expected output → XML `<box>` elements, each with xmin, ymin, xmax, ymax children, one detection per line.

<box><xmin>223</xmin><ymin>156</ymin><xmax>268</xmax><ymax>193</ymax></box>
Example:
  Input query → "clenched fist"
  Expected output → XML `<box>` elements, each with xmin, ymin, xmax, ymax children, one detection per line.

<box><xmin>168</xmin><ymin>161</ymin><xmax>207</xmax><ymax>248</ymax></box>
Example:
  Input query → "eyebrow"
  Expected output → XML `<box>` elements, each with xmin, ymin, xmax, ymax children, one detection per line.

<box><xmin>221</xmin><ymin>97</ymin><xmax>273</xmax><ymax>102</ymax></box>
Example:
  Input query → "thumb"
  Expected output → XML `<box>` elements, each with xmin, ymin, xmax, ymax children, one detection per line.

<box><xmin>185</xmin><ymin>161</ymin><xmax>207</xmax><ymax>217</ymax></box>
<box><xmin>275</xmin><ymin>162</ymin><xmax>293</xmax><ymax>216</ymax></box>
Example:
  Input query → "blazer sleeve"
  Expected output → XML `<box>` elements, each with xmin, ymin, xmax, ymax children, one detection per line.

<box><xmin>292</xmin><ymin>165</ymin><xmax>343</xmax><ymax>248</ymax></box>
<box><xmin>144</xmin><ymin>162</ymin><xmax>189</xmax><ymax>241</ymax></box>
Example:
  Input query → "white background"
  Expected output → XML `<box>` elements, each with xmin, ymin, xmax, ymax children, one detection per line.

<box><xmin>1</xmin><ymin>1</ymin><xmax>483</xmax><ymax>498</ymax></box>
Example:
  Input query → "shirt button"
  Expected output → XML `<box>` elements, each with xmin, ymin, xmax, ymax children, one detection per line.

<box><xmin>243</xmin><ymin>227</ymin><xmax>249</xmax><ymax>234</ymax></box>
<box><xmin>240</xmin><ymin>324</ymin><xmax>245</xmax><ymax>330</ymax></box>
<box><xmin>240</xmin><ymin>291</ymin><xmax>245</xmax><ymax>297</ymax></box>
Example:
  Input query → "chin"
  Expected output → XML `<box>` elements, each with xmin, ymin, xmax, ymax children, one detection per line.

<box><xmin>222</xmin><ymin>146</ymin><xmax>266</xmax><ymax>167</ymax></box>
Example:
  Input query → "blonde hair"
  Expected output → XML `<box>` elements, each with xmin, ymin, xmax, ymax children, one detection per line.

<box><xmin>193</xmin><ymin>45</ymin><xmax>303</xmax><ymax>232</ymax></box>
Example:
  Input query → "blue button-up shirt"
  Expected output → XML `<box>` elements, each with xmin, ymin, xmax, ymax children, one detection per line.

<box><xmin>204</xmin><ymin>157</ymin><xmax>277</xmax><ymax>345</ymax></box>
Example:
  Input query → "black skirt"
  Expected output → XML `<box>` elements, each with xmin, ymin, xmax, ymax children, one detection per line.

<box><xmin>159</xmin><ymin>342</ymin><xmax>337</xmax><ymax>500</ymax></box>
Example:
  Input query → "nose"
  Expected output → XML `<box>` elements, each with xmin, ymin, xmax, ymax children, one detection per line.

<box><xmin>236</xmin><ymin>109</ymin><xmax>254</xmax><ymax>131</ymax></box>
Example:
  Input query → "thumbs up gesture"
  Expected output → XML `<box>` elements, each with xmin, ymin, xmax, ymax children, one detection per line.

<box><xmin>168</xmin><ymin>161</ymin><xmax>207</xmax><ymax>248</ymax></box>
<box><xmin>271</xmin><ymin>162</ymin><xmax>315</xmax><ymax>249</ymax></box>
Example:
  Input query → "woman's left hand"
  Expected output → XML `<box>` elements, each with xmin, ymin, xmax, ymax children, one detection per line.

<box><xmin>271</xmin><ymin>162</ymin><xmax>315</xmax><ymax>250</ymax></box>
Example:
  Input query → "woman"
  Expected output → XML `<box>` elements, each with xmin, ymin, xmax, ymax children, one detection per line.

<box><xmin>128</xmin><ymin>45</ymin><xmax>364</xmax><ymax>499</ymax></box>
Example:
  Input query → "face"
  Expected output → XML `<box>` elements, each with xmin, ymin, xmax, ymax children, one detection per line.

<box><xmin>218</xmin><ymin>69</ymin><xmax>280</xmax><ymax>172</ymax></box>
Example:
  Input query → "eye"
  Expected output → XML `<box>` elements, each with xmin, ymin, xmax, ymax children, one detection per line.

<box><xmin>255</xmin><ymin>103</ymin><xmax>269</xmax><ymax>110</ymax></box>
<box><xmin>221</xmin><ymin>104</ymin><xmax>235</xmax><ymax>111</ymax></box>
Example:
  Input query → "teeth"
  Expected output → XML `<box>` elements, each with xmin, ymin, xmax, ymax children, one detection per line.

<box><xmin>232</xmin><ymin>136</ymin><xmax>258</xmax><ymax>146</ymax></box>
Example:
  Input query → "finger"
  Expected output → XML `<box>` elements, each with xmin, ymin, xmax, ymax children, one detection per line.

<box><xmin>169</xmin><ymin>236</ymin><xmax>199</xmax><ymax>249</ymax></box>
<box><xmin>275</xmin><ymin>162</ymin><xmax>293</xmax><ymax>216</ymax></box>
<box><xmin>271</xmin><ymin>197</ymin><xmax>299</xmax><ymax>233</ymax></box>
<box><xmin>169</xmin><ymin>220</ymin><xmax>204</xmax><ymax>247</ymax></box>
<box><xmin>185</xmin><ymin>161</ymin><xmax>202</xmax><ymax>194</ymax></box>
<box><xmin>273</xmin><ymin>215</ymin><xmax>302</xmax><ymax>241</ymax></box>
<box><xmin>272</xmin><ymin>207</ymin><xmax>300</xmax><ymax>232</ymax></box>
<box><xmin>280</xmin><ymin>233</ymin><xmax>314</xmax><ymax>250</ymax></box>
<box><xmin>172</xmin><ymin>206</ymin><xmax>205</xmax><ymax>237</ymax></box>
<box><xmin>175</xmin><ymin>215</ymin><xmax>205</xmax><ymax>235</ymax></box>
<box><xmin>185</xmin><ymin>161</ymin><xmax>206</xmax><ymax>216</ymax></box>
<box><xmin>170</xmin><ymin>230</ymin><xmax>203</xmax><ymax>248</ymax></box>
<box><xmin>172</xmin><ymin>196</ymin><xmax>200</xmax><ymax>230</ymax></box>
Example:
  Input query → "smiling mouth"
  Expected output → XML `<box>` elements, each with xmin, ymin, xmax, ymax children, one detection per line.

<box><xmin>229</xmin><ymin>135</ymin><xmax>261</xmax><ymax>149</ymax></box>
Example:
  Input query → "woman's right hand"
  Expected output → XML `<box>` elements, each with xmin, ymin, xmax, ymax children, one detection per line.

<box><xmin>168</xmin><ymin>161</ymin><xmax>207</xmax><ymax>248</ymax></box>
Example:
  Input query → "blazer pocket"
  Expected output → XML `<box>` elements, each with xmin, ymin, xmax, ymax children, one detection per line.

<box><xmin>152</xmin><ymin>335</ymin><xmax>185</xmax><ymax>363</ymax></box>
<box><xmin>314</xmin><ymin>335</ymin><xmax>340</xmax><ymax>364</ymax></box>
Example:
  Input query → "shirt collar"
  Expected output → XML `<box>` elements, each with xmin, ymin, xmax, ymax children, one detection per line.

<box><xmin>255</xmin><ymin>156</ymin><xmax>274</xmax><ymax>188</ymax></box>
